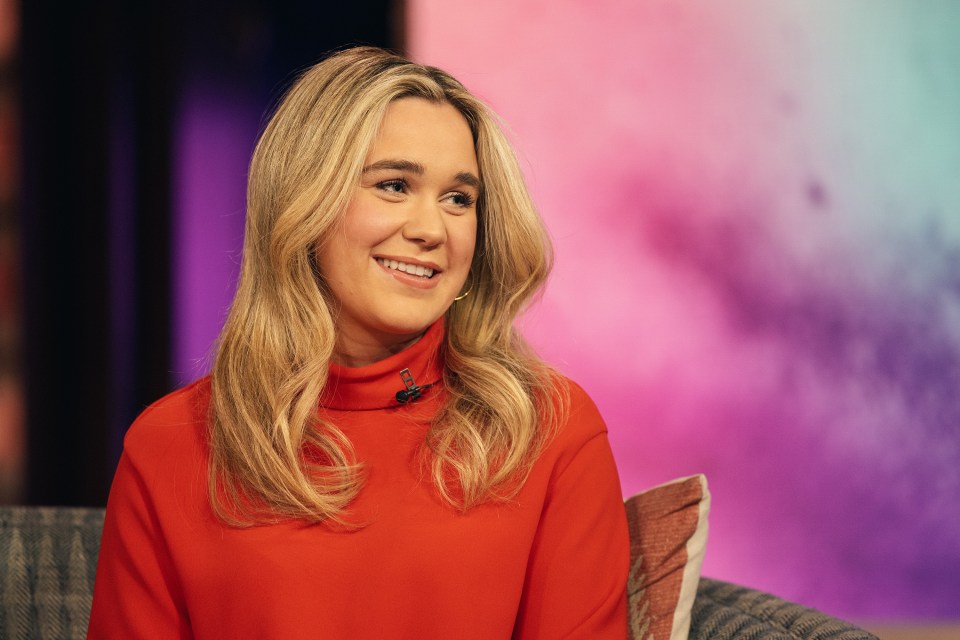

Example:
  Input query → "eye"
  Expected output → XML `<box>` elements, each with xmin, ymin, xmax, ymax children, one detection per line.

<box><xmin>376</xmin><ymin>179</ymin><xmax>407</xmax><ymax>195</ymax></box>
<box><xmin>444</xmin><ymin>191</ymin><xmax>476</xmax><ymax>209</ymax></box>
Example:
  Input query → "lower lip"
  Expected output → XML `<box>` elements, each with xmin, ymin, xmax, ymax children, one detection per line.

<box><xmin>376</xmin><ymin>260</ymin><xmax>441</xmax><ymax>290</ymax></box>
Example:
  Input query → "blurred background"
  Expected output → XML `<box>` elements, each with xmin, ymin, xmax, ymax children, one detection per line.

<box><xmin>2</xmin><ymin>0</ymin><xmax>958</xmax><ymax>634</ymax></box>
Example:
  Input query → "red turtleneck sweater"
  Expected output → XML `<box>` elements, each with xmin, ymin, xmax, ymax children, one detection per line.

<box><xmin>88</xmin><ymin>322</ymin><xmax>629</xmax><ymax>638</ymax></box>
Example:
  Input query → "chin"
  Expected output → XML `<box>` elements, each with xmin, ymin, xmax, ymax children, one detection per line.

<box><xmin>375</xmin><ymin>311</ymin><xmax>445</xmax><ymax>338</ymax></box>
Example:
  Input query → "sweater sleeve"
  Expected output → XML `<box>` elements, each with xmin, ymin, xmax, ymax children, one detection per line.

<box><xmin>87</xmin><ymin>449</ymin><xmax>193</xmax><ymax>639</ymax></box>
<box><xmin>513</xmin><ymin>390</ymin><xmax>630</xmax><ymax>639</ymax></box>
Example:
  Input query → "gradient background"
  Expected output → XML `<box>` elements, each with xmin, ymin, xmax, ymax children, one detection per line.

<box><xmin>405</xmin><ymin>0</ymin><xmax>960</xmax><ymax>622</ymax></box>
<box><xmin>7</xmin><ymin>0</ymin><xmax>955</xmax><ymax>627</ymax></box>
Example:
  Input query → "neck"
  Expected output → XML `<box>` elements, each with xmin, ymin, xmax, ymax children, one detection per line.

<box><xmin>321</xmin><ymin>320</ymin><xmax>445</xmax><ymax>411</ymax></box>
<box><xmin>332</xmin><ymin>329</ymin><xmax>426</xmax><ymax>368</ymax></box>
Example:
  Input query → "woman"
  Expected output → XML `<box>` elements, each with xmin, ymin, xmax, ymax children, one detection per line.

<box><xmin>89</xmin><ymin>47</ymin><xmax>628</xmax><ymax>639</ymax></box>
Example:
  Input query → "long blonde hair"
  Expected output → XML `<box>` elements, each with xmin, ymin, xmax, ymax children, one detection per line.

<box><xmin>210</xmin><ymin>47</ymin><xmax>563</xmax><ymax>525</ymax></box>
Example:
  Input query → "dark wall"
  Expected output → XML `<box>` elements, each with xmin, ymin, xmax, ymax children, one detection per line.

<box><xmin>19</xmin><ymin>0</ymin><xmax>398</xmax><ymax>506</ymax></box>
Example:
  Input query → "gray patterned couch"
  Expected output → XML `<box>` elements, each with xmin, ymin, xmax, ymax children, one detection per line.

<box><xmin>1</xmin><ymin>506</ymin><xmax>878</xmax><ymax>639</ymax></box>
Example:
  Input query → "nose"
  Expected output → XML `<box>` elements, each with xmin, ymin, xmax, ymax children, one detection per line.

<box><xmin>402</xmin><ymin>200</ymin><xmax>446</xmax><ymax>248</ymax></box>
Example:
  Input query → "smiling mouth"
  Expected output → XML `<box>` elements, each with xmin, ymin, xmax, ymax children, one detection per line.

<box><xmin>375</xmin><ymin>258</ymin><xmax>437</xmax><ymax>279</ymax></box>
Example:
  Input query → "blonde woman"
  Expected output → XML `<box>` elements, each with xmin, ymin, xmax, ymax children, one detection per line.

<box><xmin>89</xmin><ymin>47</ymin><xmax>628</xmax><ymax>639</ymax></box>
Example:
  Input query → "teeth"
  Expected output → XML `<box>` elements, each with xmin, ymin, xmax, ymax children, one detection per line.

<box><xmin>376</xmin><ymin>258</ymin><xmax>434</xmax><ymax>278</ymax></box>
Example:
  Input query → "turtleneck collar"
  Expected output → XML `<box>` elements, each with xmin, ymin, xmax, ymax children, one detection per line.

<box><xmin>320</xmin><ymin>320</ymin><xmax>446</xmax><ymax>411</ymax></box>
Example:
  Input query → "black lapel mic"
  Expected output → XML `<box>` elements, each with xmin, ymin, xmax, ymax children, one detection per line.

<box><xmin>395</xmin><ymin>368</ymin><xmax>432</xmax><ymax>404</ymax></box>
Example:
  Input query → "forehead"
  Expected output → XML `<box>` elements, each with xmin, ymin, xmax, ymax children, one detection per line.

<box><xmin>366</xmin><ymin>98</ymin><xmax>478</xmax><ymax>171</ymax></box>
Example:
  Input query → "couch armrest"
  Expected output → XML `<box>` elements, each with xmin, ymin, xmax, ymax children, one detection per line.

<box><xmin>0</xmin><ymin>506</ymin><xmax>105</xmax><ymax>639</ymax></box>
<box><xmin>690</xmin><ymin>578</ymin><xmax>878</xmax><ymax>640</ymax></box>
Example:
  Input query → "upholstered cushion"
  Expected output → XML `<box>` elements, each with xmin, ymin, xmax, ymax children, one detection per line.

<box><xmin>625</xmin><ymin>474</ymin><xmax>711</xmax><ymax>640</ymax></box>
<box><xmin>1</xmin><ymin>503</ymin><xmax>883</xmax><ymax>640</ymax></box>
<box><xmin>690</xmin><ymin>578</ymin><xmax>880</xmax><ymax>640</ymax></box>
<box><xmin>0</xmin><ymin>507</ymin><xmax>104</xmax><ymax>640</ymax></box>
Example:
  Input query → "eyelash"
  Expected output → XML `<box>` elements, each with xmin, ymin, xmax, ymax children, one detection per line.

<box><xmin>447</xmin><ymin>192</ymin><xmax>476</xmax><ymax>208</ymax></box>
<box><xmin>375</xmin><ymin>179</ymin><xmax>476</xmax><ymax>208</ymax></box>
<box><xmin>377</xmin><ymin>179</ymin><xmax>406</xmax><ymax>194</ymax></box>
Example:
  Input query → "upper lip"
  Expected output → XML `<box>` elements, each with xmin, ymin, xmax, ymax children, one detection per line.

<box><xmin>374</xmin><ymin>255</ymin><xmax>443</xmax><ymax>272</ymax></box>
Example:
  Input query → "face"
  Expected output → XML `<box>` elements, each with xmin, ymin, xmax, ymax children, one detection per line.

<box><xmin>318</xmin><ymin>97</ymin><xmax>480</xmax><ymax>365</ymax></box>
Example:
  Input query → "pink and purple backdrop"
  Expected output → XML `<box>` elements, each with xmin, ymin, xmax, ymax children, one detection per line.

<box><xmin>406</xmin><ymin>0</ymin><xmax>960</xmax><ymax>621</ymax></box>
<box><xmin>172</xmin><ymin>0</ymin><xmax>960</xmax><ymax>622</ymax></box>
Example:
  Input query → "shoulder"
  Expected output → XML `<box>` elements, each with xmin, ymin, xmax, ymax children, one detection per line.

<box><xmin>559</xmin><ymin>376</ymin><xmax>604</xmax><ymax>420</ymax></box>
<box><xmin>541</xmin><ymin>374</ymin><xmax>609</xmax><ymax>466</ymax></box>
<box><xmin>552</xmin><ymin>374</ymin><xmax>606</xmax><ymax>434</ymax></box>
<box><xmin>122</xmin><ymin>377</ymin><xmax>212</xmax><ymax>468</ymax></box>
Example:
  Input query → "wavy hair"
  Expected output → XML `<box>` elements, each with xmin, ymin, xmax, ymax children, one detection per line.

<box><xmin>210</xmin><ymin>47</ymin><xmax>563</xmax><ymax>525</ymax></box>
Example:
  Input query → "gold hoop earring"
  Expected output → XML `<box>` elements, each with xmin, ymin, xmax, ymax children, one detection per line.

<box><xmin>454</xmin><ymin>275</ymin><xmax>474</xmax><ymax>301</ymax></box>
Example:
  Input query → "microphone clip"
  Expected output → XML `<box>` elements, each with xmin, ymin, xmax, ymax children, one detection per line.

<box><xmin>396</xmin><ymin>368</ymin><xmax>432</xmax><ymax>404</ymax></box>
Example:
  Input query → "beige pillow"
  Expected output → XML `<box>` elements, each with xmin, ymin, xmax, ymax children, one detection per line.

<box><xmin>625</xmin><ymin>474</ymin><xmax>711</xmax><ymax>640</ymax></box>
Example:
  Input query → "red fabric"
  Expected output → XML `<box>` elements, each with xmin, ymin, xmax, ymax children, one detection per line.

<box><xmin>88</xmin><ymin>324</ymin><xmax>628</xmax><ymax>639</ymax></box>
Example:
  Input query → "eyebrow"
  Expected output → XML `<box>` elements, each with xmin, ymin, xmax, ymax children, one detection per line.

<box><xmin>363</xmin><ymin>159</ymin><xmax>424</xmax><ymax>175</ymax></box>
<box><xmin>454</xmin><ymin>171</ymin><xmax>483</xmax><ymax>192</ymax></box>
<box><xmin>362</xmin><ymin>159</ymin><xmax>483</xmax><ymax>192</ymax></box>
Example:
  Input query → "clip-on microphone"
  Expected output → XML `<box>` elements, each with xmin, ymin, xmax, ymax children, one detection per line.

<box><xmin>396</xmin><ymin>368</ymin><xmax>432</xmax><ymax>403</ymax></box>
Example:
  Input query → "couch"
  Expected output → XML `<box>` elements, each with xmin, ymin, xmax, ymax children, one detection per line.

<box><xmin>0</xmin><ymin>506</ymin><xmax>878</xmax><ymax>639</ymax></box>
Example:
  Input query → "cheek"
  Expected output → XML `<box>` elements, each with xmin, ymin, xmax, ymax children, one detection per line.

<box><xmin>340</xmin><ymin>201</ymin><xmax>395</xmax><ymax>249</ymax></box>
<box><xmin>452</xmin><ymin>217</ymin><xmax>478</xmax><ymax>267</ymax></box>
<box><xmin>316</xmin><ymin>214</ymin><xmax>386</xmax><ymax>288</ymax></box>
